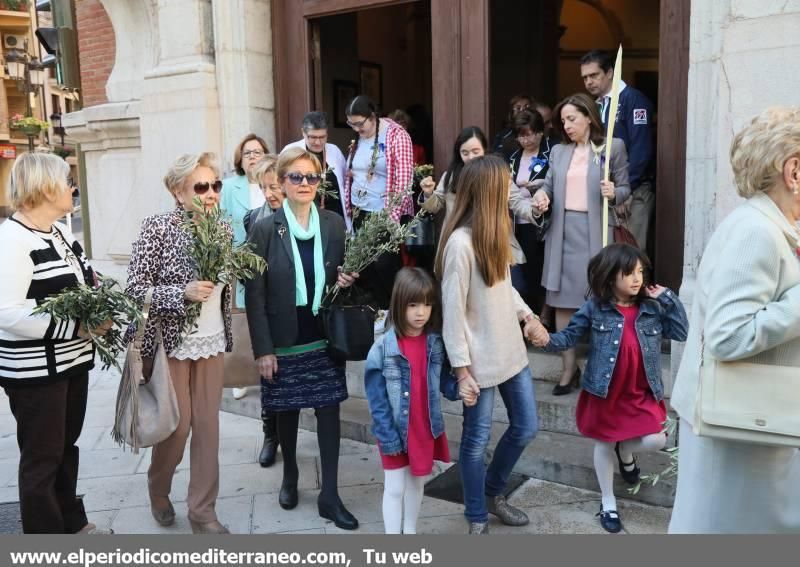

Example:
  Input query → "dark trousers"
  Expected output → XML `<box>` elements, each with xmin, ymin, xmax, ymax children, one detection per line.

<box><xmin>514</xmin><ymin>223</ymin><xmax>546</xmax><ymax>315</ymax></box>
<box><xmin>4</xmin><ymin>373</ymin><xmax>89</xmax><ymax>533</ymax></box>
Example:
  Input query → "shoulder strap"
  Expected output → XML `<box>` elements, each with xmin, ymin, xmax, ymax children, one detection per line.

<box><xmin>133</xmin><ymin>287</ymin><xmax>155</xmax><ymax>348</ymax></box>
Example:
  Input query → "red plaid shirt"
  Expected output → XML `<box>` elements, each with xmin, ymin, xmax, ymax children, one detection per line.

<box><xmin>344</xmin><ymin>118</ymin><xmax>415</xmax><ymax>224</ymax></box>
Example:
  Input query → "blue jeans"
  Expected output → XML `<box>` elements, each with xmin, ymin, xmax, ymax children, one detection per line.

<box><xmin>459</xmin><ymin>366</ymin><xmax>538</xmax><ymax>522</ymax></box>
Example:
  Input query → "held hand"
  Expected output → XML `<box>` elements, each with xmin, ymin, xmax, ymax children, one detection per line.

<box><xmin>78</xmin><ymin>319</ymin><xmax>114</xmax><ymax>339</ymax></box>
<box><xmin>646</xmin><ymin>285</ymin><xmax>666</xmax><ymax>299</ymax></box>
<box><xmin>523</xmin><ymin>319</ymin><xmax>550</xmax><ymax>348</ymax></box>
<box><xmin>532</xmin><ymin>190</ymin><xmax>550</xmax><ymax>215</ymax></box>
<box><xmin>185</xmin><ymin>280</ymin><xmax>215</xmax><ymax>302</ymax></box>
<box><xmin>336</xmin><ymin>267</ymin><xmax>360</xmax><ymax>288</ymax></box>
<box><xmin>600</xmin><ymin>180</ymin><xmax>616</xmax><ymax>200</ymax></box>
<box><xmin>455</xmin><ymin>367</ymin><xmax>480</xmax><ymax>407</ymax></box>
<box><xmin>420</xmin><ymin>176</ymin><xmax>436</xmax><ymax>197</ymax></box>
<box><xmin>256</xmin><ymin>355</ymin><xmax>279</xmax><ymax>382</ymax></box>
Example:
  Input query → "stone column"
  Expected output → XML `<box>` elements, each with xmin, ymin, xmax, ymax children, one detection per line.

<box><xmin>212</xmin><ymin>0</ymin><xmax>275</xmax><ymax>173</ymax></box>
<box><xmin>673</xmin><ymin>0</ymin><xmax>800</xmax><ymax>392</ymax></box>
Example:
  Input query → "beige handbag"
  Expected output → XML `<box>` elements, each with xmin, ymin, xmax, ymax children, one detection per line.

<box><xmin>222</xmin><ymin>308</ymin><xmax>261</xmax><ymax>388</ymax></box>
<box><xmin>693</xmin><ymin>338</ymin><xmax>800</xmax><ymax>447</ymax></box>
<box><xmin>112</xmin><ymin>288</ymin><xmax>180</xmax><ymax>453</ymax></box>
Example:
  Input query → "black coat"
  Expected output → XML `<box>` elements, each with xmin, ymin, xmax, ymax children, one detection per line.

<box><xmin>245</xmin><ymin>207</ymin><xmax>346</xmax><ymax>358</ymax></box>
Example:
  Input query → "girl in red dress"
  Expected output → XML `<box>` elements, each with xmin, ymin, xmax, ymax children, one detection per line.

<box><xmin>364</xmin><ymin>268</ymin><xmax>458</xmax><ymax>534</ymax></box>
<box><xmin>532</xmin><ymin>244</ymin><xmax>688</xmax><ymax>533</ymax></box>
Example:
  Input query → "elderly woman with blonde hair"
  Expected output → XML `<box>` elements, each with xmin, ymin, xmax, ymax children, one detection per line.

<box><xmin>669</xmin><ymin>107</ymin><xmax>800</xmax><ymax>533</ymax></box>
<box><xmin>0</xmin><ymin>152</ymin><xmax>112</xmax><ymax>534</ymax></box>
<box><xmin>125</xmin><ymin>152</ymin><xmax>233</xmax><ymax>534</ymax></box>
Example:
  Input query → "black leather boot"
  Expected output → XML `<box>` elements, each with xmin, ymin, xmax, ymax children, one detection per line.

<box><xmin>259</xmin><ymin>409</ymin><xmax>279</xmax><ymax>468</ymax></box>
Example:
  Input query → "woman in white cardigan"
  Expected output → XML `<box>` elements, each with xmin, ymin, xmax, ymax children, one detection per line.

<box><xmin>669</xmin><ymin>107</ymin><xmax>800</xmax><ymax>533</ymax></box>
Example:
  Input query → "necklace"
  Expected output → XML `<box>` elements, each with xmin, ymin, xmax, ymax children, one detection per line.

<box><xmin>18</xmin><ymin>211</ymin><xmax>51</xmax><ymax>232</ymax></box>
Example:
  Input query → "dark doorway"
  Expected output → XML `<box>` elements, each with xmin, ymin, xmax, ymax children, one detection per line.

<box><xmin>309</xmin><ymin>2</ymin><xmax>433</xmax><ymax>159</ymax></box>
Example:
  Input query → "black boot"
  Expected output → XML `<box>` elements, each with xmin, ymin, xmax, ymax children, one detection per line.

<box><xmin>259</xmin><ymin>409</ymin><xmax>279</xmax><ymax>468</ymax></box>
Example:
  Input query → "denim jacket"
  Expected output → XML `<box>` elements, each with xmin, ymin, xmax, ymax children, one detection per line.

<box><xmin>364</xmin><ymin>328</ymin><xmax>459</xmax><ymax>454</ymax></box>
<box><xmin>545</xmin><ymin>289</ymin><xmax>688</xmax><ymax>401</ymax></box>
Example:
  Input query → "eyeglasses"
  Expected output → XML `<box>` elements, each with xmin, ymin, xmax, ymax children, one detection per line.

<box><xmin>242</xmin><ymin>150</ymin><xmax>265</xmax><ymax>159</ymax></box>
<box><xmin>305</xmin><ymin>134</ymin><xmax>327</xmax><ymax>142</ymax></box>
<box><xmin>346</xmin><ymin>117</ymin><xmax>369</xmax><ymax>129</ymax></box>
<box><xmin>193</xmin><ymin>180</ymin><xmax>223</xmax><ymax>194</ymax></box>
<box><xmin>285</xmin><ymin>172</ymin><xmax>323</xmax><ymax>186</ymax></box>
<box><xmin>516</xmin><ymin>132</ymin><xmax>542</xmax><ymax>141</ymax></box>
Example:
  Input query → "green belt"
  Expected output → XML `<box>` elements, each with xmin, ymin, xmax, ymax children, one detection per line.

<box><xmin>274</xmin><ymin>340</ymin><xmax>328</xmax><ymax>357</ymax></box>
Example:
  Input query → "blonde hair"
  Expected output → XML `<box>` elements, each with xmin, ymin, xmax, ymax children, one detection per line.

<box><xmin>163</xmin><ymin>152</ymin><xmax>219</xmax><ymax>200</ymax></box>
<box><xmin>730</xmin><ymin>107</ymin><xmax>800</xmax><ymax>198</ymax></box>
<box><xmin>252</xmin><ymin>154</ymin><xmax>279</xmax><ymax>185</ymax></box>
<box><xmin>276</xmin><ymin>146</ymin><xmax>321</xmax><ymax>179</ymax></box>
<box><xmin>9</xmin><ymin>152</ymin><xmax>70</xmax><ymax>210</ymax></box>
<box><xmin>434</xmin><ymin>155</ymin><xmax>513</xmax><ymax>287</ymax></box>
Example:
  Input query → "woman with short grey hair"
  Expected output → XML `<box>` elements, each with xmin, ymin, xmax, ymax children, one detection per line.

<box><xmin>282</xmin><ymin>111</ymin><xmax>350</xmax><ymax>231</ymax></box>
<box><xmin>126</xmin><ymin>152</ymin><xmax>234</xmax><ymax>534</ymax></box>
<box><xmin>669</xmin><ymin>107</ymin><xmax>800</xmax><ymax>533</ymax></box>
<box><xmin>0</xmin><ymin>152</ymin><xmax>112</xmax><ymax>534</ymax></box>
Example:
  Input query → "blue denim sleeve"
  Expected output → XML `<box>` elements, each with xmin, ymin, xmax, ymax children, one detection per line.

<box><xmin>544</xmin><ymin>300</ymin><xmax>593</xmax><ymax>352</ymax></box>
<box><xmin>439</xmin><ymin>355</ymin><xmax>460</xmax><ymax>402</ymax></box>
<box><xmin>656</xmin><ymin>289</ymin><xmax>689</xmax><ymax>342</ymax></box>
<box><xmin>363</xmin><ymin>340</ymin><xmax>403</xmax><ymax>454</ymax></box>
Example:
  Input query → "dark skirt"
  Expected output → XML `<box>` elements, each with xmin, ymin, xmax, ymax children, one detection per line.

<box><xmin>261</xmin><ymin>340</ymin><xmax>348</xmax><ymax>412</ymax></box>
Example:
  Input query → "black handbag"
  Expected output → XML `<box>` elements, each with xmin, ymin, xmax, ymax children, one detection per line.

<box><xmin>320</xmin><ymin>304</ymin><xmax>376</xmax><ymax>361</ymax></box>
<box><xmin>404</xmin><ymin>213</ymin><xmax>436</xmax><ymax>247</ymax></box>
<box><xmin>534</xmin><ymin>210</ymin><xmax>551</xmax><ymax>242</ymax></box>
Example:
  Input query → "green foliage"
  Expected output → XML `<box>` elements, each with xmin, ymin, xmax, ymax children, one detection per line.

<box><xmin>628</xmin><ymin>416</ymin><xmax>679</xmax><ymax>495</ymax></box>
<box><xmin>180</xmin><ymin>198</ymin><xmax>267</xmax><ymax>333</ymax></box>
<box><xmin>414</xmin><ymin>164</ymin><xmax>434</xmax><ymax>181</ymax></box>
<box><xmin>325</xmin><ymin>188</ymin><xmax>421</xmax><ymax>305</ymax></box>
<box><xmin>317</xmin><ymin>166</ymin><xmax>340</xmax><ymax>202</ymax></box>
<box><xmin>32</xmin><ymin>276</ymin><xmax>143</xmax><ymax>372</ymax></box>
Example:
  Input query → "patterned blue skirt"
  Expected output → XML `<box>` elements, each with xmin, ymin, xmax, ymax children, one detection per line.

<box><xmin>261</xmin><ymin>340</ymin><xmax>348</xmax><ymax>412</ymax></box>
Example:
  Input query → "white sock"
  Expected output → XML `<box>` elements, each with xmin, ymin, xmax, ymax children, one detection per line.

<box><xmin>593</xmin><ymin>441</ymin><xmax>617</xmax><ymax>511</ymax></box>
<box><xmin>402</xmin><ymin>469</ymin><xmax>426</xmax><ymax>534</ymax></box>
<box><xmin>382</xmin><ymin>468</ymin><xmax>407</xmax><ymax>534</ymax></box>
<box><xmin>618</xmin><ymin>432</ymin><xmax>667</xmax><ymax>465</ymax></box>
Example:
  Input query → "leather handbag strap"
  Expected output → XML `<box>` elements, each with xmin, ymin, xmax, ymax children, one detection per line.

<box><xmin>133</xmin><ymin>288</ymin><xmax>155</xmax><ymax>349</ymax></box>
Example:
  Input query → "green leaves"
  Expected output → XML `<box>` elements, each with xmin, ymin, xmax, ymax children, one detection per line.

<box><xmin>325</xmin><ymin>187</ymin><xmax>422</xmax><ymax>305</ymax></box>
<box><xmin>180</xmin><ymin>198</ymin><xmax>267</xmax><ymax>335</ymax></box>
<box><xmin>32</xmin><ymin>275</ymin><xmax>143</xmax><ymax>372</ymax></box>
<box><xmin>627</xmin><ymin>416</ymin><xmax>679</xmax><ymax>495</ymax></box>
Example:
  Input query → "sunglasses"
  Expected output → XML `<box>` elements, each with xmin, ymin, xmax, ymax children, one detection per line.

<box><xmin>193</xmin><ymin>180</ymin><xmax>223</xmax><ymax>195</ymax></box>
<box><xmin>285</xmin><ymin>172</ymin><xmax>323</xmax><ymax>186</ymax></box>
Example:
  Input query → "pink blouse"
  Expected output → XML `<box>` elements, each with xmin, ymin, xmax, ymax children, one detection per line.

<box><xmin>564</xmin><ymin>146</ymin><xmax>590</xmax><ymax>212</ymax></box>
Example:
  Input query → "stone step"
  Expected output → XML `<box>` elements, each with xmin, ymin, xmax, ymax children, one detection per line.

<box><xmin>220</xmin><ymin>392</ymin><xmax>676</xmax><ymax>507</ymax></box>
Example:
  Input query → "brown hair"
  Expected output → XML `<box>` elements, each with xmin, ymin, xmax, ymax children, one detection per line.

<box><xmin>387</xmin><ymin>267</ymin><xmax>441</xmax><ymax>337</ymax></box>
<box><xmin>554</xmin><ymin>93</ymin><xmax>605</xmax><ymax>145</ymax></box>
<box><xmin>587</xmin><ymin>243</ymin><xmax>651</xmax><ymax>304</ymax></box>
<box><xmin>434</xmin><ymin>155</ymin><xmax>513</xmax><ymax>287</ymax></box>
<box><xmin>233</xmin><ymin>133</ymin><xmax>270</xmax><ymax>176</ymax></box>
<box><xmin>276</xmin><ymin>146</ymin><xmax>322</xmax><ymax>180</ymax></box>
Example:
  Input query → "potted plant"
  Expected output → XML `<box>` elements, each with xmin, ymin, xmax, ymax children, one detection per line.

<box><xmin>0</xmin><ymin>0</ymin><xmax>30</xmax><ymax>11</ymax></box>
<box><xmin>10</xmin><ymin>114</ymin><xmax>49</xmax><ymax>137</ymax></box>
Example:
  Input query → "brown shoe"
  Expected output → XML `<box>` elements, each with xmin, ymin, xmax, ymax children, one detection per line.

<box><xmin>150</xmin><ymin>499</ymin><xmax>176</xmax><ymax>526</ymax></box>
<box><xmin>77</xmin><ymin>523</ymin><xmax>114</xmax><ymax>535</ymax></box>
<box><xmin>189</xmin><ymin>519</ymin><xmax>230</xmax><ymax>534</ymax></box>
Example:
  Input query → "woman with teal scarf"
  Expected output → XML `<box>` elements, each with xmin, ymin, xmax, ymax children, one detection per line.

<box><xmin>245</xmin><ymin>147</ymin><xmax>360</xmax><ymax>530</ymax></box>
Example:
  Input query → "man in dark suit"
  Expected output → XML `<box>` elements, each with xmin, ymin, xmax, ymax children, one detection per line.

<box><xmin>580</xmin><ymin>49</ymin><xmax>656</xmax><ymax>253</ymax></box>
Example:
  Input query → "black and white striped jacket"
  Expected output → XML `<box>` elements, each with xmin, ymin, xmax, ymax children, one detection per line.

<box><xmin>0</xmin><ymin>217</ymin><xmax>95</xmax><ymax>386</ymax></box>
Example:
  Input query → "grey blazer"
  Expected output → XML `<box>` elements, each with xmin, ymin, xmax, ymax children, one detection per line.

<box><xmin>244</xmin><ymin>208</ymin><xmax>346</xmax><ymax>358</ymax></box>
<box><xmin>540</xmin><ymin>139</ymin><xmax>630</xmax><ymax>291</ymax></box>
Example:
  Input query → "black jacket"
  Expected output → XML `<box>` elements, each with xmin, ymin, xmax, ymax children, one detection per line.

<box><xmin>244</xmin><ymin>208</ymin><xmax>346</xmax><ymax>358</ymax></box>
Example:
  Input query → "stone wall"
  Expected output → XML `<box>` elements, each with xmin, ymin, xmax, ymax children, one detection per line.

<box><xmin>670</xmin><ymin>0</ymin><xmax>800</xmax><ymax>392</ymax></box>
<box><xmin>65</xmin><ymin>0</ymin><xmax>276</xmax><ymax>262</ymax></box>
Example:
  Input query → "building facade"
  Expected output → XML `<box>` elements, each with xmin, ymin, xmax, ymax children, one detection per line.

<box><xmin>65</xmin><ymin>0</ymin><xmax>800</xmax><ymax>391</ymax></box>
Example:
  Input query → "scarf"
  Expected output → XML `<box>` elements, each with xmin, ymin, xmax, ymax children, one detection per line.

<box><xmin>282</xmin><ymin>201</ymin><xmax>325</xmax><ymax>315</ymax></box>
